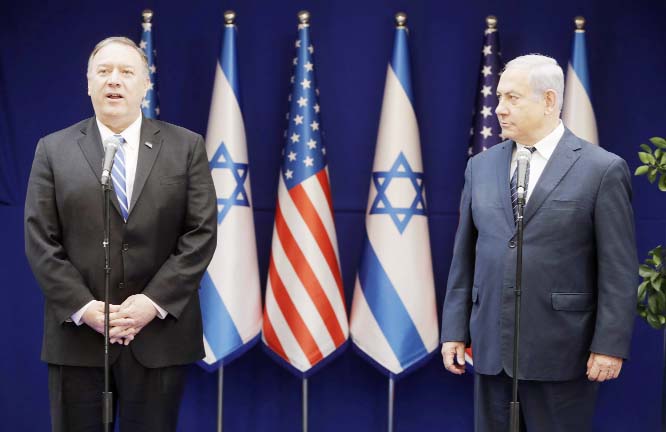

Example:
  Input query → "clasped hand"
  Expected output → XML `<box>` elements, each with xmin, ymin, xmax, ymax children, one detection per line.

<box><xmin>81</xmin><ymin>294</ymin><xmax>158</xmax><ymax>345</ymax></box>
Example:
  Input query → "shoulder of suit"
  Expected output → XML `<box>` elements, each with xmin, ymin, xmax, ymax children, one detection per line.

<box><xmin>40</xmin><ymin>117</ymin><xmax>95</xmax><ymax>151</ymax></box>
<box><xmin>39</xmin><ymin>118</ymin><xmax>92</xmax><ymax>144</ymax></box>
<box><xmin>569</xmin><ymin>132</ymin><xmax>626</xmax><ymax>171</ymax></box>
<box><xmin>469</xmin><ymin>139</ymin><xmax>510</xmax><ymax>163</ymax></box>
<box><xmin>144</xmin><ymin>118</ymin><xmax>203</xmax><ymax>142</ymax></box>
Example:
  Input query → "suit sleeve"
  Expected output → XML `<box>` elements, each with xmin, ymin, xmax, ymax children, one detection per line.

<box><xmin>440</xmin><ymin>158</ymin><xmax>477</xmax><ymax>344</ymax></box>
<box><xmin>141</xmin><ymin>134</ymin><xmax>217</xmax><ymax>319</ymax></box>
<box><xmin>24</xmin><ymin>139</ymin><xmax>95</xmax><ymax>323</ymax></box>
<box><xmin>589</xmin><ymin>158</ymin><xmax>638</xmax><ymax>359</ymax></box>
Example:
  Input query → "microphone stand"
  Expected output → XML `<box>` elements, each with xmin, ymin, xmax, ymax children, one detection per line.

<box><xmin>510</xmin><ymin>190</ymin><xmax>526</xmax><ymax>432</ymax></box>
<box><xmin>101</xmin><ymin>180</ymin><xmax>113</xmax><ymax>431</ymax></box>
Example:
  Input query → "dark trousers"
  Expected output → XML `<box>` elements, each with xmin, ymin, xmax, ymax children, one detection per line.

<box><xmin>474</xmin><ymin>371</ymin><xmax>599</xmax><ymax>432</ymax></box>
<box><xmin>48</xmin><ymin>347</ymin><xmax>187</xmax><ymax>432</ymax></box>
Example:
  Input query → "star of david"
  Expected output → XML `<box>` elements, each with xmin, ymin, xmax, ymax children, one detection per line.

<box><xmin>370</xmin><ymin>152</ymin><xmax>426</xmax><ymax>234</ymax></box>
<box><xmin>209</xmin><ymin>142</ymin><xmax>250</xmax><ymax>224</ymax></box>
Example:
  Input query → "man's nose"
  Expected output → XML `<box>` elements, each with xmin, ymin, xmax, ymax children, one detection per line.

<box><xmin>108</xmin><ymin>69</ymin><xmax>121</xmax><ymax>85</ymax></box>
<box><xmin>495</xmin><ymin>102</ymin><xmax>507</xmax><ymax>116</ymax></box>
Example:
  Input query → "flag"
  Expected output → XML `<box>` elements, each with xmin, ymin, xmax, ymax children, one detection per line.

<box><xmin>464</xmin><ymin>16</ymin><xmax>505</xmax><ymax>366</ymax></box>
<box><xmin>262</xmin><ymin>15</ymin><xmax>348</xmax><ymax>375</ymax></box>
<box><xmin>199</xmin><ymin>14</ymin><xmax>262</xmax><ymax>371</ymax></box>
<box><xmin>139</xmin><ymin>9</ymin><xmax>160</xmax><ymax>119</ymax></box>
<box><xmin>468</xmin><ymin>15</ymin><xmax>503</xmax><ymax>156</ymax></box>
<box><xmin>562</xmin><ymin>17</ymin><xmax>598</xmax><ymax>145</ymax></box>
<box><xmin>349</xmin><ymin>16</ymin><xmax>438</xmax><ymax>377</ymax></box>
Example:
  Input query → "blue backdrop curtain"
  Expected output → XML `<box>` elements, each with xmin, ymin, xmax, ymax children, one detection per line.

<box><xmin>1</xmin><ymin>1</ymin><xmax>665</xmax><ymax>430</ymax></box>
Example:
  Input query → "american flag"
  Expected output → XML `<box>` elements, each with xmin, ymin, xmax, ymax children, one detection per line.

<box><xmin>139</xmin><ymin>9</ymin><xmax>160</xmax><ymax>119</ymax></box>
<box><xmin>262</xmin><ymin>16</ymin><xmax>348</xmax><ymax>375</ymax></box>
<box><xmin>463</xmin><ymin>16</ymin><xmax>504</xmax><ymax>366</ymax></box>
<box><xmin>468</xmin><ymin>16</ymin><xmax>503</xmax><ymax>156</ymax></box>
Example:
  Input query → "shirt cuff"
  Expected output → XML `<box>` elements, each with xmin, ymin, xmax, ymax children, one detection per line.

<box><xmin>70</xmin><ymin>300</ymin><xmax>97</xmax><ymax>326</ymax></box>
<box><xmin>143</xmin><ymin>295</ymin><xmax>168</xmax><ymax>319</ymax></box>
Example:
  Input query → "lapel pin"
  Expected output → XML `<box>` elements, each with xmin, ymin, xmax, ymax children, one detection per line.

<box><xmin>145</xmin><ymin>141</ymin><xmax>153</xmax><ymax>149</ymax></box>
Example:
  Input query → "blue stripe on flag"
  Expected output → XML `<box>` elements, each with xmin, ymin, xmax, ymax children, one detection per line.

<box><xmin>200</xmin><ymin>271</ymin><xmax>243</xmax><ymax>361</ymax></box>
<box><xmin>571</xmin><ymin>32</ymin><xmax>591</xmax><ymax>95</ymax></box>
<box><xmin>358</xmin><ymin>238</ymin><xmax>427</xmax><ymax>368</ymax></box>
<box><xmin>220</xmin><ymin>25</ymin><xmax>240</xmax><ymax>101</ymax></box>
<box><xmin>389</xmin><ymin>28</ymin><xmax>414</xmax><ymax>104</ymax></box>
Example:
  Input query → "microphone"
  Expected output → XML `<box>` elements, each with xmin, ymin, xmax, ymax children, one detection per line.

<box><xmin>515</xmin><ymin>147</ymin><xmax>533</xmax><ymax>202</ymax></box>
<box><xmin>100</xmin><ymin>136</ymin><xmax>122</xmax><ymax>186</ymax></box>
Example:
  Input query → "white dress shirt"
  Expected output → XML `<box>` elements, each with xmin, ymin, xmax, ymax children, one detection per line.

<box><xmin>509</xmin><ymin>121</ymin><xmax>564</xmax><ymax>203</ymax></box>
<box><xmin>70</xmin><ymin>115</ymin><xmax>166</xmax><ymax>325</ymax></box>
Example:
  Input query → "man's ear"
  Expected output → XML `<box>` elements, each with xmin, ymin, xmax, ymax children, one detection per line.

<box><xmin>544</xmin><ymin>89</ymin><xmax>558</xmax><ymax>115</ymax></box>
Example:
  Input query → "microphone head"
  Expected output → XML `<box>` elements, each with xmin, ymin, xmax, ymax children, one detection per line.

<box><xmin>102</xmin><ymin>135</ymin><xmax>122</xmax><ymax>152</ymax></box>
<box><xmin>516</xmin><ymin>147</ymin><xmax>533</xmax><ymax>163</ymax></box>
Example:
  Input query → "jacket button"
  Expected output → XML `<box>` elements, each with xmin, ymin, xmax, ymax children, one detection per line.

<box><xmin>122</xmin><ymin>243</ymin><xmax>129</xmax><ymax>251</ymax></box>
<box><xmin>118</xmin><ymin>282</ymin><xmax>125</xmax><ymax>289</ymax></box>
<box><xmin>508</xmin><ymin>240</ymin><xmax>517</xmax><ymax>248</ymax></box>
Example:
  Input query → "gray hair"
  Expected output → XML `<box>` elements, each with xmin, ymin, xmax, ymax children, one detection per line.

<box><xmin>86</xmin><ymin>36</ymin><xmax>149</xmax><ymax>78</ymax></box>
<box><xmin>504</xmin><ymin>54</ymin><xmax>564</xmax><ymax>112</ymax></box>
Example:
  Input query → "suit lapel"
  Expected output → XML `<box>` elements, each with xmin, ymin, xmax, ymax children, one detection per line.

<box><xmin>129</xmin><ymin>118</ymin><xmax>162</xmax><ymax>213</ymax></box>
<box><xmin>77</xmin><ymin>118</ymin><xmax>122</xmax><ymax>217</ymax></box>
<box><xmin>496</xmin><ymin>140</ymin><xmax>515</xmax><ymax>230</ymax></box>
<box><xmin>523</xmin><ymin>129</ymin><xmax>582</xmax><ymax>225</ymax></box>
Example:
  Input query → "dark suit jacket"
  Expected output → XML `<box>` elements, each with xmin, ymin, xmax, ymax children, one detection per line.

<box><xmin>441</xmin><ymin>128</ymin><xmax>637</xmax><ymax>381</ymax></box>
<box><xmin>25</xmin><ymin>117</ymin><xmax>217</xmax><ymax>368</ymax></box>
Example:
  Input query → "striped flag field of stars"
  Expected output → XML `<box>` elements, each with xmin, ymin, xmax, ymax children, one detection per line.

<box><xmin>468</xmin><ymin>19</ymin><xmax>503</xmax><ymax>156</ymax></box>
<box><xmin>139</xmin><ymin>10</ymin><xmax>160</xmax><ymax>119</ymax></box>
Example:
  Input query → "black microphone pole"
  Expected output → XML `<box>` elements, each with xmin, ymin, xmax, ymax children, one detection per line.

<box><xmin>510</xmin><ymin>195</ymin><xmax>525</xmax><ymax>432</ymax></box>
<box><xmin>510</xmin><ymin>150</ymin><xmax>531</xmax><ymax>432</ymax></box>
<box><xmin>100</xmin><ymin>136</ymin><xmax>118</xmax><ymax>432</ymax></box>
<box><xmin>102</xmin><ymin>175</ymin><xmax>113</xmax><ymax>432</ymax></box>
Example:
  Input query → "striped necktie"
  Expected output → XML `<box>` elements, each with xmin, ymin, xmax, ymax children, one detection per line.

<box><xmin>510</xmin><ymin>146</ymin><xmax>537</xmax><ymax>224</ymax></box>
<box><xmin>111</xmin><ymin>134</ymin><xmax>129</xmax><ymax>221</ymax></box>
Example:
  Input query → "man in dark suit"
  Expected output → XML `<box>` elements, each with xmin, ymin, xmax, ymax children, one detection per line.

<box><xmin>440</xmin><ymin>54</ymin><xmax>637</xmax><ymax>431</ymax></box>
<box><xmin>25</xmin><ymin>36</ymin><xmax>217</xmax><ymax>431</ymax></box>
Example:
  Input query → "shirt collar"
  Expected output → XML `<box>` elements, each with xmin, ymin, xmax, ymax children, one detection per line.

<box><xmin>516</xmin><ymin>120</ymin><xmax>564</xmax><ymax>161</ymax></box>
<box><xmin>95</xmin><ymin>115</ymin><xmax>142</xmax><ymax>147</ymax></box>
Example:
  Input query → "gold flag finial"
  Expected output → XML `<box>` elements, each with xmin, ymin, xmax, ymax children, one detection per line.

<box><xmin>298</xmin><ymin>10</ymin><xmax>310</xmax><ymax>25</ymax></box>
<box><xmin>486</xmin><ymin>15</ymin><xmax>497</xmax><ymax>29</ymax></box>
<box><xmin>574</xmin><ymin>16</ymin><xmax>586</xmax><ymax>31</ymax></box>
<box><xmin>142</xmin><ymin>9</ymin><xmax>153</xmax><ymax>23</ymax></box>
<box><xmin>395</xmin><ymin>12</ymin><xmax>407</xmax><ymax>28</ymax></box>
<box><xmin>224</xmin><ymin>10</ymin><xmax>236</xmax><ymax>25</ymax></box>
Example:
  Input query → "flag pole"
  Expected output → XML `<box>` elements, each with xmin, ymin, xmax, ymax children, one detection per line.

<box><xmin>387</xmin><ymin>376</ymin><xmax>395</xmax><ymax>432</ymax></box>
<box><xmin>302</xmin><ymin>377</ymin><xmax>308</xmax><ymax>432</ymax></box>
<box><xmin>217</xmin><ymin>366</ymin><xmax>224</xmax><ymax>432</ymax></box>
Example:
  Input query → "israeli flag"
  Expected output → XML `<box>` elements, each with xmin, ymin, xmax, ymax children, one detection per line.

<box><xmin>350</xmin><ymin>23</ymin><xmax>439</xmax><ymax>377</ymax></box>
<box><xmin>562</xmin><ymin>20</ymin><xmax>598</xmax><ymax>145</ymax></box>
<box><xmin>199</xmin><ymin>19</ymin><xmax>262</xmax><ymax>371</ymax></box>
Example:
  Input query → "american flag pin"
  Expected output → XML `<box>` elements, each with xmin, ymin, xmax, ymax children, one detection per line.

<box><xmin>145</xmin><ymin>142</ymin><xmax>153</xmax><ymax>149</ymax></box>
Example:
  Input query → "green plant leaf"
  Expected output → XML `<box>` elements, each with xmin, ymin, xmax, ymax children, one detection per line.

<box><xmin>635</xmin><ymin>165</ymin><xmax>649</xmax><ymax>176</ymax></box>
<box><xmin>639</xmin><ymin>152</ymin><xmax>656</xmax><ymax>164</ymax></box>
<box><xmin>638</xmin><ymin>280</ymin><xmax>649</xmax><ymax>301</ymax></box>
<box><xmin>654</xmin><ymin>251</ymin><xmax>662</xmax><ymax>267</ymax></box>
<box><xmin>650</xmin><ymin>137</ymin><xmax>666</xmax><ymax>149</ymax></box>
<box><xmin>660</xmin><ymin>316</ymin><xmax>666</xmax><ymax>325</ymax></box>
<box><xmin>653</xmin><ymin>277</ymin><xmax>664</xmax><ymax>292</ymax></box>
<box><xmin>647</xmin><ymin>314</ymin><xmax>662</xmax><ymax>329</ymax></box>
<box><xmin>661</xmin><ymin>153</ymin><xmax>666</xmax><ymax>166</ymax></box>
<box><xmin>639</xmin><ymin>264</ymin><xmax>655</xmax><ymax>278</ymax></box>
<box><xmin>641</xmin><ymin>144</ymin><xmax>653</xmax><ymax>153</ymax></box>
<box><xmin>648</xmin><ymin>295</ymin><xmax>658</xmax><ymax>314</ymax></box>
<box><xmin>649</xmin><ymin>169</ymin><xmax>658</xmax><ymax>183</ymax></box>
<box><xmin>659</xmin><ymin>174</ymin><xmax>666</xmax><ymax>192</ymax></box>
